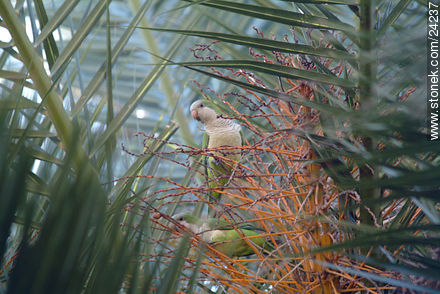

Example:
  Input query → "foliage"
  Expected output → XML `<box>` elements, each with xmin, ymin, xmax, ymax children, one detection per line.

<box><xmin>0</xmin><ymin>0</ymin><xmax>438</xmax><ymax>293</ymax></box>
<box><xmin>0</xmin><ymin>0</ymin><xmax>195</xmax><ymax>292</ymax></box>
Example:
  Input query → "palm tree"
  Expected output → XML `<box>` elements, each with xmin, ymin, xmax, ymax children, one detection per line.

<box><xmin>0</xmin><ymin>0</ymin><xmax>438</xmax><ymax>293</ymax></box>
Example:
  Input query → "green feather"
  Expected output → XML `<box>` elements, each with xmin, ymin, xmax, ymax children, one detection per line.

<box><xmin>210</xmin><ymin>228</ymin><xmax>272</xmax><ymax>257</ymax></box>
<box><xmin>207</xmin><ymin>156</ymin><xmax>231</xmax><ymax>200</ymax></box>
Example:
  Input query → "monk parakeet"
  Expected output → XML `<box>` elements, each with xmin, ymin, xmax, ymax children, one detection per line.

<box><xmin>171</xmin><ymin>214</ymin><xmax>274</xmax><ymax>257</ymax></box>
<box><xmin>190</xmin><ymin>100</ymin><xmax>242</xmax><ymax>200</ymax></box>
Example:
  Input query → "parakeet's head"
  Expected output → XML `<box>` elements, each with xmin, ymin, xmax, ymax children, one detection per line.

<box><xmin>190</xmin><ymin>100</ymin><xmax>217</xmax><ymax>124</ymax></box>
<box><xmin>170</xmin><ymin>213</ymin><xmax>202</xmax><ymax>232</ymax></box>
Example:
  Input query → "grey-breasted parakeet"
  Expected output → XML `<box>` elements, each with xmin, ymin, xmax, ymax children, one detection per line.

<box><xmin>190</xmin><ymin>100</ymin><xmax>242</xmax><ymax>201</ymax></box>
<box><xmin>171</xmin><ymin>213</ymin><xmax>274</xmax><ymax>257</ymax></box>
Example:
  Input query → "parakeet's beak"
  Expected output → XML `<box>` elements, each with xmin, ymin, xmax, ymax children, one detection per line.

<box><xmin>191</xmin><ymin>110</ymin><xmax>200</xmax><ymax>121</ymax></box>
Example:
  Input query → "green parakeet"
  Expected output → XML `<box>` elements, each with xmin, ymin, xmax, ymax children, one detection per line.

<box><xmin>171</xmin><ymin>214</ymin><xmax>274</xmax><ymax>257</ymax></box>
<box><xmin>190</xmin><ymin>100</ymin><xmax>242</xmax><ymax>200</ymax></box>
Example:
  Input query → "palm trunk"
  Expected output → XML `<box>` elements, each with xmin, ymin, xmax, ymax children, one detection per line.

<box><xmin>358</xmin><ymin>0</ymin><xmax>379</xmax><ymax>226</ymax></box>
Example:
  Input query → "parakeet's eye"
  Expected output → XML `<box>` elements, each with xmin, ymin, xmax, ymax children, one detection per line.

<box><xmin>200</xmin><ymin>103</ymin><xmax>204</xmax><ymax>108</ymax></box>
<box><xmin>178</xmin><ymin>216</ymin><xmax>184</xmax><ymax>221</ymax></box>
